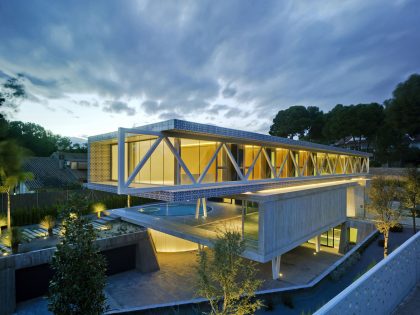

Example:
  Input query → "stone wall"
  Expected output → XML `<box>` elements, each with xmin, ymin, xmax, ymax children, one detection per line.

<box><xmin>314</xmin><ymin>232</ymin><xmax>420</xmax><ymax>315</ymax></box>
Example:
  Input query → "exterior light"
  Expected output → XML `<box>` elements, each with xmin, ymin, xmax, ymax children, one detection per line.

<box><xmin>279</xmin><ymin>273</ymin><xmax>283</xmax><ymax>277</ymax></box>
<box><xmin>313</xmin><ymin>252</ymin><xmax>317</xmax><ymax>255</ymax></box>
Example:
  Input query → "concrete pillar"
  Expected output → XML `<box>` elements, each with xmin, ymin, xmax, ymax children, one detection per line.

<box><xmin>241</xmin><ymin>201</ymin><xmax>245</xmax><ymax>240</ymax></box>
<box><xmin>136</xmin><ymin>230</ymin><xmax>160</xmax><ymax>273</ymax></box>
<box><xmin>195</xmin><ymin>198</ymin><xmax>201</xmax><ymax>219</ymax></box>
<box><xmin>338</xmin><ymin>222</ymin><xmax>349</xmax><ymax>254</ymax></box>
<box><xmin>271</xmin><ymin>255</ymin><xmax>281</xmax><ymax>280</ymax></box>
<box><xmin>202</xmin><ymin>198</ymin><xmax>207</xmax><ymax>218</ymax></box>
<box><xmin>0</xmin><ymin>256</ymin><xmax>16</xmax><ymax>315</ymax></box>
<box><xmin>315</xmin><ymin>235</ymin><xmax>321</xmax><ymax>253</ymax></box>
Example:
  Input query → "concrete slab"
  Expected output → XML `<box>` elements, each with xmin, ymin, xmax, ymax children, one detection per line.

<box><xmin>104</xmin><ymin>243</ymin><xmax>342</xmax><ymax>312</ymax></box>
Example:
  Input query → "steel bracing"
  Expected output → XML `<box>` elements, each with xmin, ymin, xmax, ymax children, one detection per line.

<box><xmin>115</xmin><ymin>127</ymin><xmax>369</xmax><ymax>195</ymax></box>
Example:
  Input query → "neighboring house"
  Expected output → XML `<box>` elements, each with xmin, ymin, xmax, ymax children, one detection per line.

<box><xmin>17</xmin><ymin>152</ymin><xmax>87</xmax><ymax>193</ymax></box>
<box><xmin>334</xmin><ymin>136</ymin><xmax>369</xmax><ymax>152</ymax></box>
<box><xmin>87</xmin><ymin>119</ymin><xmax>371</xmax><ymax>279</ymax></box>
<box><xmin>408</xmin><ymin>134</ymin><xmax>420</xmax><ymax>149</ymax></box>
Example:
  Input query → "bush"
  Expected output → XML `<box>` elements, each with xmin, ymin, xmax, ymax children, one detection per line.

<box><xmin>40</xmin><ymin>215</ymin><xmax>56</xmax><ymax>237</ymax></box>
<box><xmin>390</xmin><ymin>223</ymin><xmax>403</xmax><ymax>233</ymax></box>
<box><xmin>282</xmin><ymin>294</ymin><xmax>294</xmax><ymax>309</ymax></box>
<box><xmin>10</xmin><ymin>227</ymin><xmax>23</xmax><ymax>254</ymax></box>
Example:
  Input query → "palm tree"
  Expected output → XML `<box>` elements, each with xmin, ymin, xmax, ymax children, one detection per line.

<box><xmin>0</xmin><ymin>140</ymin><xmax>33</xmax><ymax>229</ymax></box>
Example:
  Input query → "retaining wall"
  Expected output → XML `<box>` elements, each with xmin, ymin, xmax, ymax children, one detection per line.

<box><xmin>314</xmin><ymin>232</ymin><xmax>420</xmax><ymax>314</ymax></box>
<box><xmin>0</xmin><ymin>230</ymin><xmax>159</xmax><ymax>315</ymax></box>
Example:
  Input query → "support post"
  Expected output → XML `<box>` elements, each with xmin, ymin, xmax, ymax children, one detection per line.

<box><xmin>315</xmin><ymin>235</ymin><xmax>321</xmax><ymax>253</ymax></box>
<box><xmin>271</xmin><ymin>255</ymin><xmax>281</xmax><ymax>280</ymax></box>
<box><xmin>202</xmin><ymin>198</ymin><xmax>207</xmax><ymax>218</ymax></box>
<box><xmin>127</xmin><ymin>195</ymin><xmax>131</xmax><ymax>208</ymax></box>
<box><xmin>195</xmin><ymin>198</ymin><xmax>201</xmax><ymax>219</ymax></box>
<box><xmin>241</xmin><ymin>201</ymin><xmax>245</xmax><ymax>240</ymax></box>
<box><xmin>338</xmin><ymin>222</ymin><xmax>350</xmax><ymax>254</ymax></box>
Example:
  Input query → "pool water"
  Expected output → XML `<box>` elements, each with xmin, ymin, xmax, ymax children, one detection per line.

<box><xmin>138</xmin><ymin>203</ymin><xmax>212</xmax><ymax>216</ymax></box>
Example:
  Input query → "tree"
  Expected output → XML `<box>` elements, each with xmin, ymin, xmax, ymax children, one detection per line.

<box><xmin>196</xmin><ymin>230</ymin><xmax>263</xmax><ymax>315</ymax></box>
<box><xmin>385</xmin><ymin>74</ymin><xmax>420</xmax><ymax>138</ymax></box>
<box><xmin>323</xmin><ymin>103</ymin><xmax>384</xmax><ymax>150</ymax></box>
<box><xmin>49</xmin><ymin>207</ymin><xmax>107</xmax><ymax>315</ymax></box>
<box><xmin>402</xmin><ymin>168</ymin><xmax>420</xmax><ymax>234</ymax></box>
<box><xmin>0</xmin><ymin>141</ymin><xmax>33</xmax><ymax>229</ymax></box>
<box><xmin>367</xmin><ymin>177</ymin><xmax>401</xmax><ymax>258</ymax></box>
<box><xmin>269</xmin><ymin>105</ymin><xmax>325</xmax><ymax>140</ymax></box>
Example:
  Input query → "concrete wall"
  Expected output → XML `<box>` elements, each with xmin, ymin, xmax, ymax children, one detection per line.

<box><xmin>314</xmin><ymin>232</ymin><xmax>420</xmax><ymax>315</ymax></box>
<box><xmin>346</xmin><ymin>184</ymin><xmax>365</xmax><ymax>218</ymax></box>
<box><xmin>0</xmin><ymin>230</ymin><xmax>159</xmax><ymax>315</ymax></box>
<box><xmin>259</xmin><ymin>185</ymin><xmax>347</xmax><ymax>261</ymax></box>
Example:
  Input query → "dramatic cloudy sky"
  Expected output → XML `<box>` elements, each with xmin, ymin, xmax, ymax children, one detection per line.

<box><xmin>1</xmin><ymin>0</ymin><xmax>419</xmax><ymax>139</ymax></box>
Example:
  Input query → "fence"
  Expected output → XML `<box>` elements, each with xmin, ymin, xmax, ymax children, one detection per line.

<box><xmin>314</xmin><ymin>232</ymin><xmax>420</xmax><ymax>314</ymax></box>
<box><xmin>0</xmin><ymin>190</ymin><xmax>121</xmax><ymax>213</ymax></box>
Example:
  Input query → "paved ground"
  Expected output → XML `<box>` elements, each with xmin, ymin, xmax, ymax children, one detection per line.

<box><xmin>393</xmin><ymin>284</ymin><xmax>420</xmax><ymax>315</ymax></box>
<box><xmin>16</xmin><ymin>241</ymin><xmax>340</xmax><ymax>314</ymax></box>
<box><xmin>104</xmin><ymin>242</ymin><xmax>340</xmax><ymax>311</ymax></box>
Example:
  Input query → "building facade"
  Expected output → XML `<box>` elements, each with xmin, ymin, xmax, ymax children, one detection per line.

<box><xmin>87</xmin><ymin>119</ymin><xmax>371</xmax><ymax>279</ymax></box>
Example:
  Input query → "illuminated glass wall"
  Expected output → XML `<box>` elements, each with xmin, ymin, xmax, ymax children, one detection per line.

<box><xmin>105</xmin><ymin>136</ymin><xmax>368</xmax><ymax>186</ymax></box>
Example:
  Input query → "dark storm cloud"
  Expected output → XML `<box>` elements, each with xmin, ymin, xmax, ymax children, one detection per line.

<box><xmin>103</xmin><ymin>101</ymin><xmax>136</xmax><ymax>116</ymax></box>
<box><xmin>0</xmin><ymin>0</ymin><xmax>419</xmax><ymax>122</ymax></box>
<box><xmin>222</xmin><ymin>85</ymin><xmax>237</xmax><ymax>98</ymax></box>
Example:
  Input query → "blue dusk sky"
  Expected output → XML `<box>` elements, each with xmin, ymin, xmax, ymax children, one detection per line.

<box><xmin>0</xmin><ymin>0</ymin><xmax>419</xmax><ymax>139</ymax></box>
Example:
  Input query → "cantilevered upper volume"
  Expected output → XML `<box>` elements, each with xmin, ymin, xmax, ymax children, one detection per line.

<box><xmin>86</xmin><ymin>119</ymin><xmax>371</xmax><ymax>201</ymax></box>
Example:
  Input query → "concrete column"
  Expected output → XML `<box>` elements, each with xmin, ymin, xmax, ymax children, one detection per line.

<box><xmin>241</xmin><ymin>201</ymin><xmax>245</xmax><ymax>240</ymax></box>
<box><xmin>136</xmin><ymin>230</ymin><xmax>160</xmax><ymax>273</ymax></box>
<box><xmin>202</xmin><ymin>198</ymin><xmax>207</xmax><ymax>218</ymax></box>
<box><xmin>271</xmin><ymin>255</ymin><xmax>281</xmax><ymax>280</ymax></box>
<box><xmin>195</xmin><ymin>199</ymin><xmax>201</xmax><ymax>219</ymax></box>
<box><xmin>315</xmin><ymin>235</ymin><xmax>321</xmax><ymax>253</ymax></box>
<box><xmin>338</xmin><ymin>222</ymin><xmax>349</xmax><ymax>254</ymax></box>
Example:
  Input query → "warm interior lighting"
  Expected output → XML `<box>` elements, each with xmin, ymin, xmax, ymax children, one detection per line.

<box><xmin>180</xmin><ymin>141</ymin><xmax>217</xmax><ymax>147</ymax></box>
<box><xmin>251</xmin><ymin>178</ymin><xmax>363</xmax><ymax>195</ymax></box>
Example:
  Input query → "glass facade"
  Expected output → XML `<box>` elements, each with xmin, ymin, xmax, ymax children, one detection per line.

<box><xmin>309</xmin><ymin>225</ymin><xmax>341</xmax><ymax>248</ymax></box>
<box><xmin>102</xmin><ymin>135</ymin><xmax>368</xmax><ymax>186</ymax></box>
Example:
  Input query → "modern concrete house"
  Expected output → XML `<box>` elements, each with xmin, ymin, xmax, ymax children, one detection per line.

<box><xmin>86</xmin><ymin>119</ymin><xmax>371</xmax><ymax>279</ymax></box>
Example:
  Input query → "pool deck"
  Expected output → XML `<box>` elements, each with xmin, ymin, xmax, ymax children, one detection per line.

<box><xmin>112</xmin><ymin>201</ymin><xmax>263</xmax><ymax>259</ymax></box>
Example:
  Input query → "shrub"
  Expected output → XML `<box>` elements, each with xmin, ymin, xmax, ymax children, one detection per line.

<box><xmin>91</xmin><ymin>202</ymin><xmax>106</xmax><ymax>218</ymax></box>
<box><xmin>0</xmin><ymin>214</ymin><xmax>6</xmax><ymax>235</ymax></box>
<box><xmin>10</xmin><ymin>227</ymin><xmax>23</xmax><ymax>254</ymax></box>
<box><xmin>390</xmin><ymin>223</ymin><xmax>403</xmax><ymax>233</ymax></box>
<box><xmin>282</xmin><ymin>294</ymin><xmax>294</xmax><ymax>309</ymax></box>
<box><xmin>40</xmin><ymin>215</ymin><xmax>56</xmax><ymax>237</ymax></box>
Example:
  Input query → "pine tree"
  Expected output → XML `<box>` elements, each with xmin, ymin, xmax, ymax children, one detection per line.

<box><xmin>48</xmin><ymin>208</ymin><xmax>107</xmax><ymax>315</ymax></box>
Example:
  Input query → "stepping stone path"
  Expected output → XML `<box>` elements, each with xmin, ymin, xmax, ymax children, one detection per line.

<box><xmin>0</xmin><ymin>212</ymin><xmax>120</xmax><ymax>253</ymax></box>
<box><xmin>0</xmin><ymin>242</ymin><xmax>11</xmax><ymax>255</ymax></box>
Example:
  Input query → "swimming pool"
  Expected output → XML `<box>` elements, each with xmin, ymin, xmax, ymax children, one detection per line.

<box><xmin>138</xmin><ymin>203</ymin><xmax>212</xmax><ymax>216</ymax></box>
